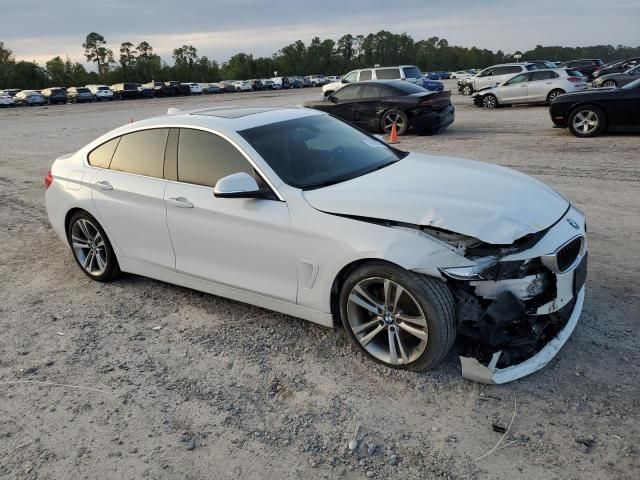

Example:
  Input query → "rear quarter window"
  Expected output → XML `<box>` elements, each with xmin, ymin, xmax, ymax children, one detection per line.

<box><xmin>88</xmin><ymin>137</ymin><xmax>121</xmax><ymax>169</ymax></box>
<box><xmin>402</xmin><ymin>66</ymin><xmax>422</xmax><ymax>78</ymax></box>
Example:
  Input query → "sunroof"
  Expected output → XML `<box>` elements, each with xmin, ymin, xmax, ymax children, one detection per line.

<box><xmin>191</xmin><ymin>107</ymin><xmax>282</xmax><ymax>118</ymax></box>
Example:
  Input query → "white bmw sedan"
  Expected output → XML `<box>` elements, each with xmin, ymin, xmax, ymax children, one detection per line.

<box><xmin>45</xmin><ymin>107</ymin><xmax>587</xmax><ymax>383</ymax></box>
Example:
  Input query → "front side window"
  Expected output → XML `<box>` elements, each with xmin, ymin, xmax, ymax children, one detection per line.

<box><xmin>109</xmin><ymin>129</ymin><xmax>168</xmax><ymax>178</ymax></box>
<box><xmin>505</xmin><ymin>73</ymin><xmax>529</xmax><ymax>84</ymax></box>
<box><xmin>477</xmin><ymin>69</ymin><xmax>493</xmax><ymax>77</ymax></box>
<box><xmin>88</xmin><ymin>137</ymin><xmax>121</xmax><ymax>169</ymax></box>
<box><xmin>333</xmin><ymin>85</ymin><xmax>362</xmax><ymax>101</ymax></box>
<box><xmin>177</xmin><ymin>129</ymin><xmax>252</xmax><ymax>188</ymax></box>
<box><xmin>239</xmin><ymin>114</ymin><xmax>403</xmax><ymax>189</ymax></box>
<box><xmin>375</xmin><ymin>68</ymin><xmax>401</xmax><ymax>80</ymax></box>
<box><xmin>342</xmin><ymin>71</ymin><xmax>357</xmax><ymax>83</ymax></box>
<box><xmin>359</xmin><ymin>70</ymin><xmax>372</xmax><ymax>81</ymax></box>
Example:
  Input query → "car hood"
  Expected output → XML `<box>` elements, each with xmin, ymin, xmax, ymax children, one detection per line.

<box><xmin>302</xmin><ymin>153</ymin><xmax>569</xmax><ymax>245</ymax></box>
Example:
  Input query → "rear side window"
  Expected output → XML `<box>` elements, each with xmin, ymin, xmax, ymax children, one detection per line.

<box><xmin>177</xmin><ymin>129</ymin><xmax>252</xmax><ymax>188</ymax></box>
<box><xmin>375</xmin><ymin>68</ymin><xmax>401</xmax><ymax>80</ymax></box>
<box><xmin>565</xmin><ymin>69</ymin><xmax>583</xmax><ymax>77</ymax></box>
<box><xmin>530</xmin><ymin>70</ymin><xmax>559</xmax><ymax>80</ymax></box>
<box><xmin>88</xmin><ymin>137</ymin><xmax>121</xmax><ymax>169</ymax></box>
<box><xmin>402</xmin><ymin>66</ymin><xmax>422</xmax><ymax>78</ymax></box>
<box><xmin>359</xmin><ymin>70</ymin><xmax>372</xmax><ymax>81</ymax></box>
<box><xmin>361</xmin><ymin>85</ymin><xmax>382</xmax><ymax>98</ymax></box>
<box><xmin>109</xmin><ymin>129</ymin><xmax>168</xmax><ymax>178</ymax></box>
<box><xmin>498</xmin><ymin>66</ymin><xmax>524</xmax><ymax>74</ymax></box>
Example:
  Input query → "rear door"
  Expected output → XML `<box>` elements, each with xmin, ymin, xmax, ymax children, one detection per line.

<box><xmin>163</xmin><ymin>128</ymin><xmax>297</xmax><ymax>302</ymax></box>
<box><xmin>352</xmin><ymin>84</ymin><xmax>384</xmax><ymax>130</ymax></box>
<box><xmin>528</xmin><ymin>70</ymin><xmax>559</xmax><ymax>101</ymax></box>
<box><xmin>89</xmin><ymin>128</ymin><xmax>175</xmax><ymax>269</ymax></box>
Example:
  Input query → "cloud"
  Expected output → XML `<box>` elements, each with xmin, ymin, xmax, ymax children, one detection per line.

<box><xmin>5</xmin><ymin>0</ymin><xmax>638</xmax><ymax>66</ymax></box>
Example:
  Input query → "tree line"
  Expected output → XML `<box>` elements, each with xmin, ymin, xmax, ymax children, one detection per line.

<box><xmin>1</xmin><ymin>31</ymin><xmax>639</xmax><ymax>89</ymax></box>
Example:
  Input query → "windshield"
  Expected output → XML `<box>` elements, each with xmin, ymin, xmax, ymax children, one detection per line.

<box><xmin>622</xmin><ymin>78</ymin><xmax>640</xmax><ymax>90</ymax></box>
<box><xmin>239</xmin><ymin>114</ymin><xmax>404</xmax><ymax>189</ymax></box>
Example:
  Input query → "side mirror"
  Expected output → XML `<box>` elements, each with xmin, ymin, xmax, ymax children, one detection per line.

<box><xmin>214</xmin><ymin>172</ymin><xmax>262</xmax><ymax>199</ymax></box>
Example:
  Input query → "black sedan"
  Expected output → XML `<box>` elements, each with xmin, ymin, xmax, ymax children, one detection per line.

<box><xmin>549</xmin><ymin>78</ymin><xmax>640</xmax><ymax>137</ymax></box>
<box><xmin>303</xmin><ymin>80</ymin><xmax>454</xmax><ymax>136</ymax></box>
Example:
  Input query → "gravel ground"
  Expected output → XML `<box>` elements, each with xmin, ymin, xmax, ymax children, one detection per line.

<box><xmin>0</xmin><ymin>80</ymin><xmax>638</xmax><ymax>479</ymax></box>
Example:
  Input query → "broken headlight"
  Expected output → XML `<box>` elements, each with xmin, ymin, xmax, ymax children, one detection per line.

<box><xmin>440</xmin><ymin>257</ymin><xmax>498</xmax><ymax>280</ymax></box>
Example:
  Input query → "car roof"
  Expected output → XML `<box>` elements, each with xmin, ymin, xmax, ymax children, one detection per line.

<box><xmin>108</xmin><ymin>106</ymin><xmax>324</xmax><ymax>137</ymax></box>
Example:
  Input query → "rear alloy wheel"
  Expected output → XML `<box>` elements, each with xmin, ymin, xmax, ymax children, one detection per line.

<box><xmin>339</xmin><ymin>262</ymin><xmax>456</xmax><ymax>371</ymax></box>
<box><xmin>547</xmin><ymin>89</ymin><xmax>565</xmax><ymax>104</ymax></box>
<box><xmin>602</xmin><ymin>80</ymin><xmax>617</xmax><ymax>88</ymax></box>
<box><xmin>462</xmin><ymin>84</ymin><xmax>473</xmax><ymax>95</ymax></box>
<box><xmin>481</xmin><ymin>94</ymin><xmax>498</xmax><ymax>108</ymax></box>
<box><xmin>68</xmin><ymin>212</ymin><xmax>120</xmax><ymax>282</ymax></box>
<box><xmin>381</xmin><ymin>109</ymin><xmax>409</xmax><ymax>135</ymax></box>
<box><xmin>568</xmin><ymin>106</ymin><xmax>605</xmax><ymax>137</ymax></box>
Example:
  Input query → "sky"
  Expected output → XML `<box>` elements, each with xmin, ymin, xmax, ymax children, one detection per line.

<box><xmin>3</xmin><ymin>0</ymin><xmax>638</xmax><ymax>66</ymax></box>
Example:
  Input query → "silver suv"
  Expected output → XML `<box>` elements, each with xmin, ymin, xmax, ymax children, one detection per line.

<box><xmin>322</xmin><ymin>65</ymin><xmax>423</xmax><ymax>97</ymax></box>
<box><xmin>459</xmin><ymin>63</ymin><xmax>538</xmax><ymax>95</ymax></box>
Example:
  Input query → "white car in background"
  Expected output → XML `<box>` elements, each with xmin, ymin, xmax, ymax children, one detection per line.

<box><xmin>451</xmin><ymin>70</ymin><xmax>474</xmax><ymax>80</ymax></box>
<box><xmin>232</xmin><ymin>80</ymin><xmax>252</xmax><ymax>92</ymax></box>
<box><xmin>184</xmin><ymin>82</ymin><xmax>203</xmax><ymax>95</ymax></box>
<box><xmin>0</xmin><ymin>90</ymin><xmax>15</xmax><ymax>107</ymax></box>
<box><xmin>472</xmin><ymin>68</ymin><xmax>587</xmax><ymax>107</ymax></box>
<box><xmin>322</xmin><ymin>65</ymin><xmax>423</xmax><ymax>97</ymax></box>
<box><xmin>86</xmin><ymin>85</ymin><xmax>114</xmax><ymax>101</ymax></box>
<box><xmin>44</xmin><ymin>106</ymin><xmax>587</xmax><ymax>384</ymax></box>
<box><xmin>458</xmin><ymin>63</ymin><xmax>538</xmax><ymax>95</ymax></box>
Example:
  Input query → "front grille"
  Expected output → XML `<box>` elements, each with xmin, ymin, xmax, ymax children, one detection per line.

<box><xmin>557</xmin><ymin>237</ymin><xmax>582</xmax><ymax>271</ymax></box>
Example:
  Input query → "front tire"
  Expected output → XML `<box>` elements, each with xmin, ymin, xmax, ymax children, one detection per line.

<box><xmin>568</xmin><ymin>105</ymin><xmax>605</xmax><ymax>137</ymax></box>
<box><xmin>481</xmin><ymin>94</ymin><xmax>498</xmax><ymax>108</ymax></box>
<box><xmin>67</xmin><ymin>211</ymin><xmax>121</xmax><ymax>282</ymax></box>
<box><xmin>462</xmin><ymin>84</ymin><xmax>473</xmax><ymax>95</ymax></box>
<box><xmin>602</xmin><ymin>80</ymin><xmax>617</xmax><ymax>88</ymax></box>
<box><xmin>339</xmin><ymin>262</ymin><xmax>456</xmax><ymax>372</ymax></box>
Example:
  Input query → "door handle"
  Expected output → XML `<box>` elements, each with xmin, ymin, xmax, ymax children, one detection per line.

<box><xmin>94</xmin><ymin>180</ymin><xmax>113</xmax><ymax>191</ymax></box>
<box><xmin>167</xmin><ymin>197</ymin><xmax>194</xmax><ymax>208</ymax></box>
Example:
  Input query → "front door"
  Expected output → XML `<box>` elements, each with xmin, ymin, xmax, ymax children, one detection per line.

<box><xmin>164</xmin><ymin>128</ymin><xmax>297</xmax><ymax>302</ymax></box>
<box><xmin>499</xmin><ymin>72</ymin><xmax>530</xmax><ymax>103</ymax></box>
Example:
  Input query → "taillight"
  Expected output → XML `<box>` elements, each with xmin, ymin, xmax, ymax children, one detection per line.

<box><xmin>567</xmin><ymin>77</ymin><xmax>583</xmax><ymax>83</ymax></box>
<box><xmin>44</xmin><ymin>170</ymin><xmax>53</xmax><ymax>189</ymax></box>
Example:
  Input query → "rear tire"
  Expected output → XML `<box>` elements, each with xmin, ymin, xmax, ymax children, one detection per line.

<box><xmin>547</xmin><ymin>89</ymin><xmax>565</xmax><ymax>104</ymax></box>
<box><xmin>381</xmin><ymin>109</ymin><xmax>409</xmax><ymax>135</ymax></box>
<box><xmin>67</xmin><ymin>211</ymin><xmax>121</xmax><ymax>282</ymax></box>
<box><xmin>568</xmin><ymin>105</ymin><xmax>606</xmax><ymax>137</ymax></box>
<box><xmin>339</xmin><ymin>262</ymin><xmax>456</xmax><ymax>372</ymax></box>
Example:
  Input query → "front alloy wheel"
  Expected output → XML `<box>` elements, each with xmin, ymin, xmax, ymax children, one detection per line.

<box><xmin>462</xmin><ymin>85</ymin><xmax>473</xmax><ymax>95</ymax></box>
<box><xmin>481</xmin><ymin>94</ymin><xmax>498</xmax><ymax>108</ymax></box>
<box><xmin>340</xmin><ymin>262</ymin><xmax>456</xmax><ymax>371</ymax></box>
<box><xmin>602</xmin><ymin>80</ymin><xmax>617</xmax><ymax>88</ymax></box>
<box><xmin>568</xmin><ymin>106</ymin><xmax>605</xmax><ymax>137</ymax></box>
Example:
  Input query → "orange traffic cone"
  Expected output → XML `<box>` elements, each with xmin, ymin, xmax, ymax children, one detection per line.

<box><xmin>388</xmin><ymin>122</ymin><xmax>398</xmax><ymax>144</ymax></box>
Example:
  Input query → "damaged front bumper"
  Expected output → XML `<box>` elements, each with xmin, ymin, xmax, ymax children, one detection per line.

<box><xmin>460</xmin><ymin>285</ymin><xmax>585</xmax><ymax>383</ymax></box>
<box><xmin>445</xmin><ymin>206</ymin><xmax>588</xmax><ymax>383</ymax></box>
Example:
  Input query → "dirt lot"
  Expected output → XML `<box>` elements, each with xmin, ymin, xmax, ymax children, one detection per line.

<box><xmin>1</xmin><ymin>81</ymin><xmax>638</xmax><ymax>479</ymax></box>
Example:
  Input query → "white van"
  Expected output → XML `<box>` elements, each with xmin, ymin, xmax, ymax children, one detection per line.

<box><xmin>322</xmin><ymin>65</ymin><xmax>423</xmax><ymax>97</ymax></box>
